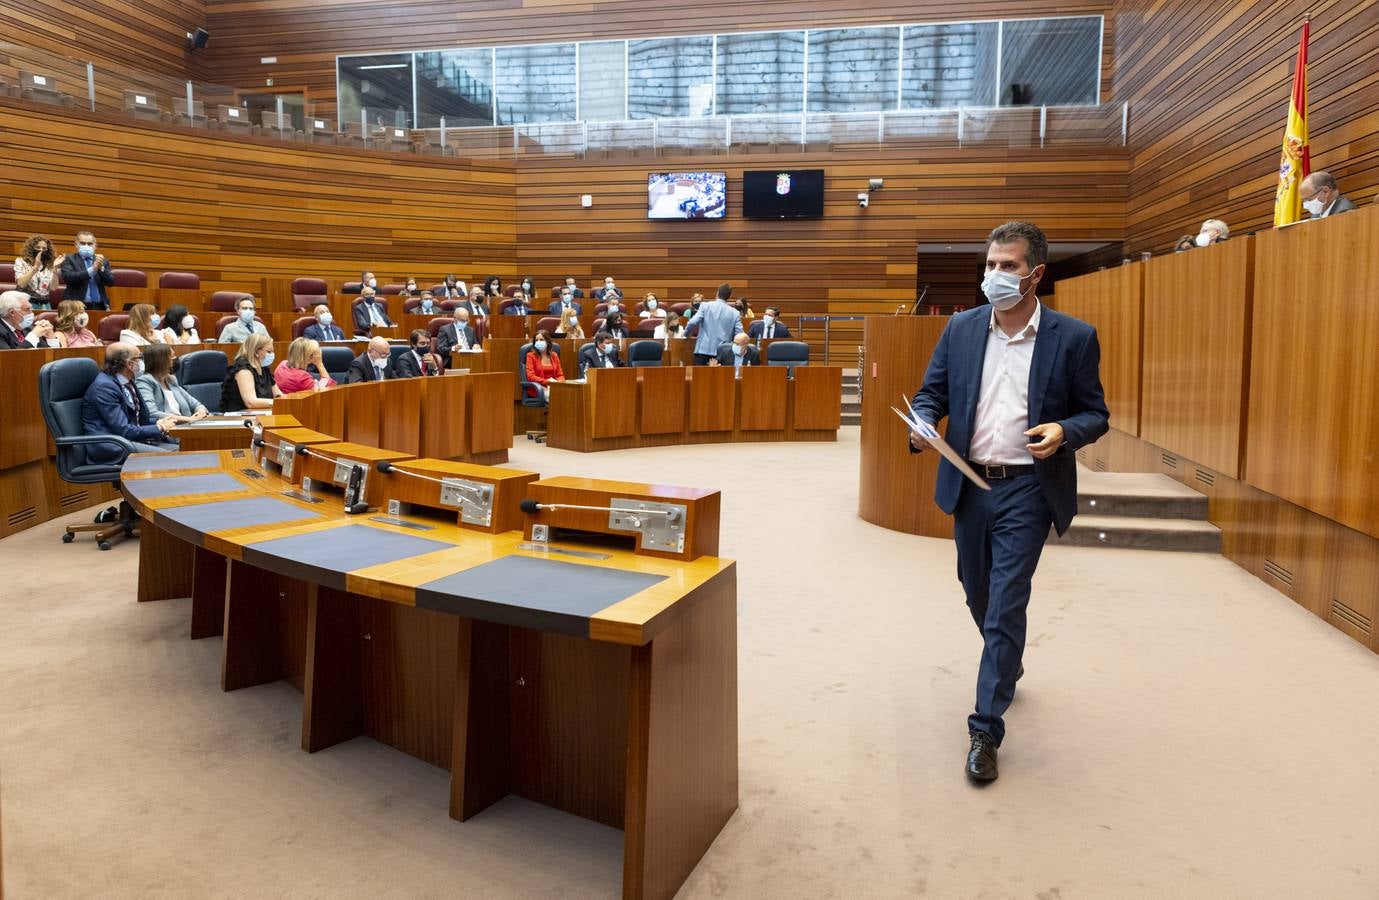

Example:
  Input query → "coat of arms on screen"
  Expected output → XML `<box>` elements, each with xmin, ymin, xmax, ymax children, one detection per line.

<box><xmin>776</xmin><ymin>173</ymin><xmax>792</xmax><ymax>195</ymax></box>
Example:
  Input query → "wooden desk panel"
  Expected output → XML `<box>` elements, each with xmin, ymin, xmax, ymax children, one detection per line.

<box><xmin>313</xmin><ymin>385</ymin><xmax>347</xmax><ymax>439</ymax></box>
<box><xmin>590</xmin><ymin>368</ymin><xmax>638</xmax><ymax>439</ymax></box>
<box><xmin>688</xmin><ymin>367</ymin><xmax>735</xmax><ymax>433</ymax></box>
<box><xmin>379</xmin><ymin>378</ymin><xmax>424</xmax><ymax>457</ymax></box>
<box><xmin>791</xmin><ymin>366</ymin><xmax>843</xmax><ymax>432</ymax></box>
<box><xmin>638</xmin><ymin>367</ymin><xmax>687</xmax><ymax>436</ymax></box>
<box><xmin>343</xmin><ymin>381</ymin><xmax>383</xmax><ymax>448</ymax></box>
<box><xmin>737</xmin><ymin>367</ymin><xmax>788</xmax><ymax>431</ymax></box>
<box><xmin>467</xmin><ymin>373</ymin><xmax>515</xmax><ymax>457</ymax></box>
<box><xmin>2</xmin><ymin>350</ymin><xmax>59</xmax><ymax>469</ymax></box>
<box><xmin>1053</xmin><ymin>264</ymin><xmax>1143</xmax><ymax>436</ymax></box>
<box><xmin>421</xmin><ymin>376</ymin><xmax>467</xmax><ymax>460</ymax></box>
<box><xmin>546</xmin><ymin>382</ymin><xmax>588</xmax><ymax>452</ymax></box>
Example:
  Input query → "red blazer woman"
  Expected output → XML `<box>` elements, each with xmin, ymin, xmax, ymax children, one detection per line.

<box><xmin>524</xmin><ymin>348</ymin><xmax>564</xmax><ymax>397</ymax></box>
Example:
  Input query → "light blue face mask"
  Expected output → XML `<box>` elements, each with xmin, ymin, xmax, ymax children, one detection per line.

<box><xmin>732</xmin><ymin>344</ymin><xmax>745</xmax><ymax>356</ymax></box>
<box><xmin>421</xmin><ymin>299</ymin><xmax>433</xmax><ymax>310</ymax></box>
<box><xmin>149</xmin><ymin>314</ymin><xmax>162</xmax><ymax>329</ymax></box>
<box><xmin>77</xmin><ymin>245</ymin><xmax>94</xmax><ymax>260</ymax></box>
<box><xmin>20</xmin><ymin>312</ymin><xmax>35</xmax><ymax>330</ymax></box>
<box><xmin>239</xmin><ymin>308</ymin><xmax>255</xmax><ymax>323</ymax></box>
<box><xmin>534</xmin><ymin>340</ymin><xmax>548</xmax><ymax>352</ymax></box>
<box><xmin>261</xmin><ymin>352</ymin><xmax>275</xmax><ymax>367</ymax></box>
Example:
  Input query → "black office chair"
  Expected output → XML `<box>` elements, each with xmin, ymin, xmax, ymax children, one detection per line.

<box><xmin>179</xmin><ymin>350</ymin><xmax>228</xmax><ymax>413</ymax></box>
<box><xmin>765</xmin><ymin>340</ymin><xmax>810</xmax><ymax>376</ymax></box>
<box><xmin>518</xmin><ymin>341</ymin><xmax>560</xmax><ymax>409</ymax></box>
<box><xmin>321</xmin><ymin>346</ymin><xmax>355</xmax><ymax>384</ymax></box>
<box><xmin>627</xmin><ymin>340</ymin><xmax>663</xmax><ymax>368</ymax></box>
<box><xmin>38</xmin><ymin>357</ymin><xmax>139</xmax><ymax>550</ymax></box>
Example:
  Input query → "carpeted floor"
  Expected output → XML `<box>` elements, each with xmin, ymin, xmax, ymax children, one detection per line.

<box><xmin>3</xmin><ymin>428</ymin><xmax>1378</xmax><ymax>898</ymax></box>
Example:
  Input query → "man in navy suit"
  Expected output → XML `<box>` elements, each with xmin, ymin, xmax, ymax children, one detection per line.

<box><xmin>577</xmin><ymin>331</ymin><xmax>623</xmax><ymax>376</ymax></box>
<box><xmin>910</xmin><ymin>221</ymin><xmax>1108</xmax><ymax>783</ymax></box>
<box><xmin>351</xmin><ymin>286</ymin><xmax>394</xmax><ymax>337</ymax></box>
<box><xmin>81</xmin><ymin>343</ymin><xmax>178</xmax><ymax>462</ymax></box>
<box><xmin>345</xmin><ymin>337</ymin><xmax>394</xmax><ymax>383</ymax></box>
<box><xmin>302</xmin><ymin>304</ymin><xmax>346</xmax><ymax>342</ymax></box>
<box><xmin>57</xmin><ymin>230</ymin><xmax>115</xmax><ymax>309</ymax></box>
<box><xmin>548</xmin><ymin>286</ymin><xmax>582</xmax><ymax>316</ymax></box>
<box><xmin>747</xmin><ymin>306</ymin><xmax>792</xmax><ymax>340</ymax></box>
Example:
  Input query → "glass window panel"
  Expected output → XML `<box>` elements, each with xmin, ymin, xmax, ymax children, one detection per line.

<box><xmin>999</xmin><ymin>17</ymin><xmax>1102</xmax><ymax>106</ymax></box>
<box><xmin>902</xmin><ymin>22</ymin><xmax>997</xmax><ymax>109</ymax></box>
<box><xmin>495</xmin><ymin>44</ymin><xmax>576</xmax><ymax>125</ymax></box>
<box><xmin>806</xmin><ymin>27</ymin><xmax>899</xmax><ymax>113</ymax></box>
<box><xmin>578</xmin><ymin>41</ymin><xmax>626</xmax><ymax>122</ymax></box>
<box><xmin>338</xmin><ymin>54</ymin><xmax>414</xmax><ymax>129</ymax></box>
<box><xmin>715</xmin><ymin>31</ymin><xmax>804</xmax><ymax>116</ymax></box>
<box><xmin>627</xmin><ymin>36</ymin><xmax>714</xmax><ymax>119</ymax></box>
<box><xmin>414</xmin><ymin>49</ymin><xmax>493</xmax><ymax>128</ymax></box>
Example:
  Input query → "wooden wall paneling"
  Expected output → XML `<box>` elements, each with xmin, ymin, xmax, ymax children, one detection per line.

<box><xmin>737</xmin><ymin>367</ymin><xmax>787</xmax><ymax>431</ymax></box>
<box><xmin>638</xmin><ymin>366</ymin><xmax>687</xmax><ymax>436</ymax></box>
<box><xmin>1139</xmin><ymin>237</ymin><xmax>1252</xmax><ymax>477</ymax></box>
<box><xmin>378</xmin><ymin>377</ymin><xmax>424</xmax><ymax>457</ymax></box>
<box><xmin>1052</xmin><ymin>260</ymin><xmax>1143</xmax><ymax>435</ymax></box>
<box><xmin>589</xmin><ymin>368</ymin><xmax>638</xmax><ymax>439</ymax></box>
<box><xmin>1245</xmin><ymin>206</ymin><xmax>1379</xmax><ymax>539</ymax></box>
<box><xmin>688</xmin><ymin>367</ymin><xmax>735</xmax><ymax>433</ymax></box>
<box><xmin>0</xmin><ymin>0</ymin><xmax>207</xmax><ymax>81</ymax></box>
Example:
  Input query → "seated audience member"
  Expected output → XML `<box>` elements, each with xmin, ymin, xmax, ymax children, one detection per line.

<box><xmin>518</xmin><ymin>276</ymin><xmax>536</xmax><ymax>298</ymax></box>
<box><xmin>524</xmin><ymin>329</ymin><xmax>565</xmax><ymax>401</ymax></box>
<box><xmin>1194</xmin><ymin>219</ymin><xmax>1229</xmax><ymax>247</ymax></box>
<box><xmin>303</xmin><ymin>304</ymin><xmax>346</xmax><ymax>342</ymax></box>
<box><xmin>639</xmin><ymin>293</ymin><xmax>666</xmax><ymax>319</ymax></box>
<box><xmin>120</xmin><ymin>303</ymin><xmax>164</xmax><ymax>346</ymax></box>
<box><xmin>352</xmin><ymin>285</ymin><xmax>395</xmax><ymax>336</ymax></box>
<box><xmin>748</xmin><ymin>306</ymin><xmax>791</xmax><ymax>340</ymax></box>
<box><xmin>414</xmin><ymin>290</ymin><xmax>440</xmax><ymax>316</ymax></box>
<box><xmin>654</xmin><ymin>311</ymin><xmax>685</xmax><ymax>340</ymax></box>
<box><xmin>557</xmin><ymin>307</ymin><xmax>585</xmax><ymax>340</ymax></box>
<box><xmin>82</xmin><ymin>342</ymin><xmax>178</xmax><ymax>458</ymax></box>
<box><xmin>400</xmin><ymin>277</ymin><xmax>420</xmax><ymax>298</ymax></box>
<box><xmin>346</xmin><ymin>337</ymin><xmax>394</xmax><ymax>383</ymax></box>
<box><xmin>602</xmin><ymin>294</ymin><xmax>626</xmax><ymax>317</ymax></box>
<box><xmin>136</xmin><ymin>343</ymin><xmax>208</xmax><ymax>423</ymax></box>
<box><xmin>274</xmin><ymin>337</ymin><xmax>335</xmax><ymax>393</ymax></box>
<box><xmin>504</xmin><ymin>290</ymin><xmax>534</xmax><ymax>316</ymax></box>
<box><xmin>0</xmin><ymin>290</ymin><xmax>55</xmax><ymax>349</ymax></box>
<box><xmin>220</xmin><ymin>333</ymin><xmax>280</xmax><ymax>411</ymax></box>
<box><xmin>1300</xmin><ymin>171</ymin><xmax>1357</xmax><ymax>219</ymax></box>
<box><xmin>685</xmin><ymin>292</ymin><xmax>705</xmax><ymax>320</ymax></box>
<box><xmin>436</xmin><ymin>307</ymin><xmax>479</xmax><ymax>358</ymax></box>
<box><xmin>160</xmin><ymin>304</ymin><xmax>200</xmax><ymax>344</ymax></box>
<box><xmin>15</xmin><ymin>234</ymin><xmax>60</xmax><ymax>308</ymax></box>
<box><xmin>1174</xmin><ymin>234</ymin><xmax>1197</xmax><ymax>253</ymax></box>
<box><xmin>219</xmin><ymin>296</ymin><xmax>271</xmax><ymax>343</ymax></box>
<box><xmin>578</xmin><ymin>330</ymin><xmax>623</xmax><ymax>376</ymax></box>
<box><xmin>439</xmin><ymin>274</ymin><xmax>467</xmax><ymax>300</ymax></box>
<box><xmin>482</xmin><ymin>275</ymin><xmax>504</xmax><ymax>300</ymax></box>
<box><xmin>53</xmin><ymin>299</ymin><xmax>99</xmax><ymax>347</ymax></box>
<box><xmin>461</xmin><ymin>287</ymin><xmax>491</xmax><ymax>319</ymax></box>
<box><xmin>58</xmin><ymin>230</ymin><xmax>115</xmax><ymax>310</ymax></box>
<box><xmin>562</xmin><ymin>276</ymin><xmax>585</xmax><ymax>299</ymax></box>
<box><xmin>604</xmin><ymin>312</ymin><xmax>631</xmax><ymax>340</ymax></box>
<box><xmin>394</xmin><ymin>328</ymin><xmax>443</xmax><ymax>378</ymax></box>
<box><xmin>549</xmin><ymin>286</ymin><xmax>582</xmax><ymax>316</ymax></box>
<box><xmin>713</xmin><ymin>332</ymin><xmax>760</xmax><ymax>370</ymax></box>
<box><xmin>594</xmin><ymin>276</ymin><xmax>622</xmax><ymax>302</ymax></box>
<box><xmin>344</xmin><ymin>270</ymin><xmax>376</xmax><ymax>294</ymax></box>
<box><xmin>737</xmin><ymin>298</ymin><xmax>755</xmax><ymax>322</ymax></box>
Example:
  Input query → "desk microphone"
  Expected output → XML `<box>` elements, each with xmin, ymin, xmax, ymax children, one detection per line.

<box><xmin>297</xmin><ymin>447</ymin><xmax>369</xmax><ymax>514</ymax></box>
<box><xmin>375</xmin><ymin>460</ymin><xmax>487</xmax><ymax>505</ymax></box>
<box><xmin>519</xmin><ymin>498</ymin><xmax>677</xmax><ymax>525</ymax></box>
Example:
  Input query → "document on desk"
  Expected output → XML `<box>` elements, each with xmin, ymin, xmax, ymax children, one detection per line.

<box><xmin>892</xmin><ymin>399</ymin><xmax>990</xmax><ymax>491</ymax></box>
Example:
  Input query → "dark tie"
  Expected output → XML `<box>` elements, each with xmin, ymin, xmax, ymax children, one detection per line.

<box><xmin>124</xmin><ymin>382</ymin><xmax>143</xmax><ymax>421</ymax></box>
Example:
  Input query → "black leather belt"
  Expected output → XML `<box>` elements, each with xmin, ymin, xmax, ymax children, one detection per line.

<box><xmin>969</xmin><ymin>462</ymin><xmax>1037</xmax><ymax>480</ymax></box>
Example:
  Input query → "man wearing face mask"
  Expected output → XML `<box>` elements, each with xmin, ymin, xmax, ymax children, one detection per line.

<box><xmin>0</xmin><ymin>290</ymin><xmax>55</xmax><ymax>349</ymax></box>
<box><xmin>595</xmin><ymin>276</ymin><xmax>622</xmax><ymax>302</ymax></box>
<box><xmin>577</xmin><ymin>330</ymin><xmax>623</xmax><ymax>376</ymax></box>
<box><xmin>81</xmin><ymin>342</ymin><xmax>178</xmax><ymax>461</ymax></box>
<box><xmin>346</xmin><ymin>336</ymin><xmax>395</xmax><ymax>383</ymax></box>
<box><xmin>344</xmin><ymin>270</ymin><xmax>377</xmax><ymax>294</ymax></box>
<box><xmin>303</xmin><ymin>304</ymin><xmax>346</xmax><ymax>342</ymax></box>
<box><xmin>1299</xmin><ymin>171</ymin><xmax>1357</xmax><ymax>219</ymax></box>
<box><xmin>712</xmin><ymin>332</ymin><xmax>760</xmax><ymax>370</ymax></box>
<box><xmin>909</xmin><ymin>221</ymin><xmax>1108</xmax><ymax>784</ymax></box>
<box><xmin>58</xmin><ymin>230</ymin><xmax>115</xmax><ymax>310</ymax></box>
<box><xmin>414</xmin><ymin>290</ymin><xmax>439</xmax><ymax>317</ymax></box>
<box><xmin>1193</xmin><ymin>219</ymin><xmax>1229</xmax><ymax>247</ymax></box>
<box><xmin>747</xmin><ymin>306</ymin><xmax>791</xmax><ymax>340</ymax></box>
<box><xmin>351</xmin><ymin>285</ymin><xmax>395</xmax><ymax>337</ymax></box>
<box><xmin>219</xmin><ymin>296</ymin><xmax>271</xmax><ymax>343</ymax></box>
<box><xmin>436</xmin><ymin>306</ymin><xmax>480</xmax><ymax>362</ymax></box>
<box><xmin>394</xmin><ymin>328</ymin><xmax>443</xmax><ymax>378</ymax></box>
<box><xmin>548</xmin><ymin>286</ymin><xmax>582</xmax><ymax>316</ymax></box>
<box><xmin>503</xmin><ymin>289</ymin><xmax>533</xmax><ymax>316</ymax></box>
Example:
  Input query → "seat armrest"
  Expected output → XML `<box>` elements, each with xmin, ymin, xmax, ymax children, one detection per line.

<box><xmin>54</xmin><ymin>433</ymin><xmax>138</xmax><ymax>453</ymax></box>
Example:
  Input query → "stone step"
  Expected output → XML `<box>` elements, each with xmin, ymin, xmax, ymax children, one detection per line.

<box><xmin>1076</xmin><ymin>468</ymin><xmax>1209</xmax><ymax>520</ymax></box>
<box><xmin>1053</xmin><ymin>514</ymin><xmax>1221</xmax><ymax>553</ymax></box>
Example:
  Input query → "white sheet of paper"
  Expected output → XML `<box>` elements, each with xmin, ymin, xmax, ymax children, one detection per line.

<box><xmin>892</xmin><ymin>402</ymin><xmax>991</xmax><ymax>491</ymax></box>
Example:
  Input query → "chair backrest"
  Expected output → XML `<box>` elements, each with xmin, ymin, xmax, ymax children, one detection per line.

<box><xmin>503</xmin><ymin>285</ymin><xmax>520</xmax><ymax>297</ymax></box>
<box><xmin>209</xmin><ymin>291</ymin><xmax>252</xmax><ymax>312</ymax></box>
<box><xmin>39</xmin><ymin>355</ymin><xmax>104</xmax><ymax>473</ymax></box>
<box><xmin>98</xmin><ymin>314</ymin><xmax>129</xmax><ymax>343</ymax></box>
<box><xmin>110</xmin><ymin>268</ymin><xmax>147</xmax><ymax>288</ymax></box>
<box><xmin>534</xmin><ymin>316</ymin><xmax>561</xmax><ymax>334</ymax></box>
<box><xmin>320</xmin><ymin>346</ymin><xmax>355</xmax><ymax>383</ymax></box>
<box><xmin>549</xmin><ymin>286</ymin><xmax>563</xmax><ymax>299</ymax></box>
<box><xmin>387</xmin><ymin>344</ymin><xmax>412</xmax><ymax>368</ymax></box>
<box><xmin>37</xmin><ymin>311</ymin><xmax>59</xmax><ymax>327</ymax></box>
<box><xmin>670</xmin><ymin>302</ymin><xmax>692</xmax><ymax>315</ymax></box>
<box><xmin>158</xmin><ymin>271</ymin><xmax>200</xmax><ymax>289</ymax></box>
<box><xmin>342</xmin><ymin>281</ymin><xmax>362</xmax><ymax>293</ymax></box>
<box><xmin>0</xmin><ymin>263</ymin><xmax>14</xmax><ymax>282</ymax></box>
<box><xmin>291</xmin><ymin>316</ymin><xmax>315</xmax><ymax>339</ymax></box>
<box><xmin>627</xmin><ymin>340</ymin><xmax>664</xmax><ymax>367</ymax></box>
<box><xmin>380</xmin><ymin>283</ymin><xmax>406</xmax><ymax>295</ymax></box>
<box><xmin>496</xmin><ymin>298</ymin><xmax>517</xmax><ymax>315</ymax></box>
<box><xmin>215</xmin><ymin>315</ymin><xmax>264</xmax><ymax>338</ymax></box>
<box><xmin>591</xmin><ymin>318</ymin><xmax>606</xmax><ymax>334</ymax></box>
<box><xmin>632</xmin><ymin>318</ymin><xmax>660</xmax><ymax>336</ymax></box>
<box><xmin>427</xmin><ymin>317</ymin><xmax>450</xmax><ymax>339</ymax></box>
<box><xmin>178</xmin><ymin>350</ymin><xmax>229</xmax><ymax>413</ymax></box>
<box><xmin>765</xmin><ymin>340</ymin><xmax>810</xmax><ymax>373</ymax></box>
<box><xmin>291</xmin><ymin>277</ymin><xmax>328</xmax><ymax>311</ymax></box>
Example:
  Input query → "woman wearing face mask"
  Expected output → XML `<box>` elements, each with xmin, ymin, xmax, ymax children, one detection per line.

<box><xmin>524</xmin><ymin>329</ymin><xmax>565</xmax><ymax>401</ymax></box>
<box><xmin>221</xmin><ymin>333</ymin><xmax>281</xmax><ymax>411</ymax></box>
<box><xmin>1194</xmin><ymin>219</ymin><xmax>1229</xmax><ymax>247</ymax></box>
<box><xmin>53</xmin><ymin>300</ymin><xmax>99</xmax><ymax>347</ymax></box>
<box><xmin>556</xmin><ymin>307</ymin><xmax>584</xmax><ymax>340</ymax></box>
<box><xmin>15</xmin><ymin>234</ymin><xmax>62</xmax><ymax>309</ymax></box>
<box><xmin>482</xmin><ymin>275</ymin><xmax>503</xmax><ymax>299</ymax></box>
<box><xmin>400</xmin><ymin>277</ymin><xmax>420</xmax><ymax>298</ymax></box>
<box><xmin>159</xmin><ymin>304</ymin><xmax>201</xmax><ymax>344</ymax></box>
<box><xmin>518</xmin><ymin>276</ymin><xmax>535</xmax><ymax>298</ymax></box>
<box><xmin>120</xmin><ymin>303</ymin><xmax>165</xmax><ymax>346</ymax></box>
<box><xmin>603</xmin><ymin>311</ymin><xmax>630</xmax><ymax>340</ymax></box>
<box><xmin>638</xmin><ymin>293</ymin><xmax>666</xmax><ymax>319</ymax></box>
<box><xmin>654</xmin><ymin>311</ymin><xmax>685</xmax><ymax>341</ymax></box>
<box><xmin>136</xmin><ymin>343</ymin><xmax>209</xmax><ymax>423</ymax></box>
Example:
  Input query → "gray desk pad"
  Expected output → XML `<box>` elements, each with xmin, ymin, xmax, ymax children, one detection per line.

<box><xmin>125</xmin><ymin>472</ymin><xmax>249</xmax><ymax>499</ymax></box>
<box><xmin>124</xmin><ymin>452</ymin><xmax>221</xmax><ymax>472</ymax></box>
<box><xmin>242</xmin><ymin>523</ymin><xmax>454</xmax><ymax>589</ymax></box>
<box><xmin>161</xmin><ymin>496</ymin><xmax>322</xmax><ymax>533</ymax></box>
<box><xmin>415</xmin><ymin>555</ymin><xmax>666</xmax><ymax>637</ymax></box>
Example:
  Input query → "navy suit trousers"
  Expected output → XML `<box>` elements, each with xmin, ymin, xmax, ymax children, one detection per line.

<box><xmin>953</xmin><ymin>473</ymin><xmax>1053</xmax><ymax>745</ymax></box>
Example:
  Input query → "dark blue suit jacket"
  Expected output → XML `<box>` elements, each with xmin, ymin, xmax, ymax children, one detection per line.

<box><xmin>351</xmin><ymin>299</ymin><xmax>394</xmax><ymax>336</ymax></box>
<box><xmin>58</xmin><ymin>255</ymin><xmax>115</xmax><ymax>309</ymax></box>
<box><xmin>302</xmin><ymin>322</ymin><xmax>347</xmax><ymax>342</ymax></box>
<box><xmin>81</xmin><ymin>371</ymin><xmax>164</xmax><ymax>464</ymax></box>
<box><xmin>910</xmin><ymin>304</ymin><xmax>1109</xmax><ymax>536</ymax></box>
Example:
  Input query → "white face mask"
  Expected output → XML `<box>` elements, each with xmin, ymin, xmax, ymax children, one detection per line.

<box><xmin>19</xmin><ymin>312</ymin><xmax>35</xmax><ymax>330</ymax></box>
<box><xmin>319</xmin><ymin>312</ymin><xmax>333</xmax><ymax>326</ymax></box>
<box><xmin>181</xmin><ymin>315</ymin><xmax>195</xmax><ymax>330</ymax></box>
<box><xmin>239</xmin><ymin>308</ymin><xmax>255</xmax><ymax>323</ymax></box>
<box><xmin>763</xmin><ymin>314</ymin><xmax>775</xmax><ymax>326</ymax></box>
<box><xmin>1194</xmin><ymin>232</ymin><xmax>1212</xmax><ymax>248</ymax></box>
<box><xmin>981</xmin><ymin>268</ymin><xmax>1032</xmax><ymax>312</ymax></box>
<box><xmin>367</xmin><ymin>278</ymin><xmax>377</xmax><ymax>288</ymax></box>
<box><xmin>1303</xmin><ymin>196</ymin><xmax>1325</xmax><ymax>216</ymax></box>
<box><xmin>76</xmin><ymin>313</ymin><xmax>90</xmax><ymax>328</ymax></box>
<box><xmin>134</xmin><ymin>359</ymin><xmax>145</xmax><ymax>375</ymax></box>
<box><xmin>646</xmin><ymin>299</ymin><xmax>657</xmax><ymax>309</ymax></box>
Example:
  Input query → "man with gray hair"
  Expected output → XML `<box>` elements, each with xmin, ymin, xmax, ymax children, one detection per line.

<box><xmin>0</xmin><ymin>290</ymin><xmax>55</xmax><ymax>349</ymax></box>
<box><xmin>81</xmin><ymin>342</ymin><xmax>178</xmax><ymax>462</ymax></box>
<box><xmin>1300</xmin><ymin>170</ymin><xmax>1358</xmax><ymax>219</ymax></box>
<box><xmin>345</xmin><ymin>336</ymin><xmax>395</xmax><ymax>383</ymax></box>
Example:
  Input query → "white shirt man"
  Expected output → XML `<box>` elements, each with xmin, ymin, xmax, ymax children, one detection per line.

<box><xmin>968</xmin><ymin>301</ymin><xmax>1041</xmax><ymax>465</ymax></box>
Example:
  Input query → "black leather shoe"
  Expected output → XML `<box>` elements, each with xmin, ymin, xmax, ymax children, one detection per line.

<box><xmin>1016</xmin><ymin>664</ymin><xmax>1025</xmax><ymax>682</ymax></box>
<box><xmin>966</xmin><ymin>731</ymin><xmax>998</xmax><ymax>782</ymax></box>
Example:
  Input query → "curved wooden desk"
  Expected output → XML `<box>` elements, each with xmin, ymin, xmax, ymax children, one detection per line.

<box><xmin>857</xmin><ymin>316</ymin><xmax>953</xmax><ymax>538</ymax></box>
<box><xmin>122</xmin><ymin>444</ymin><xmax>737</xmax><ymax>900</ymax></box>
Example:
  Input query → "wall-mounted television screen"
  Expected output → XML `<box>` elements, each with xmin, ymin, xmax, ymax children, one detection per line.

<box><xmin>648</xmin><ymin>172</ymin><xmax>727</xmax><ymax>219</ymax></box>
<box><xmin>742</xmin><ymin>169</ymin><xmax>825</xmax><ymax>219</ymax></box>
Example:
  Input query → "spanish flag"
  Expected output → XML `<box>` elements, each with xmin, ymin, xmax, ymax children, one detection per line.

<box><xmin>1273</xmin><ymin>20</ymin><xmax>1310</xmax><ymax>226</ymax></box>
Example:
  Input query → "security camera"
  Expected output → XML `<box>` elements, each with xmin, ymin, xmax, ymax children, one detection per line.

<box><xmin>869</xmin><ymin>178</ymin><xmax>884</xmax><ymax>191</ymax></box>
<box><xmin>857</xmin><ymin>193</ymin><xmax>869</xmax><ymax>208</ymax></box>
